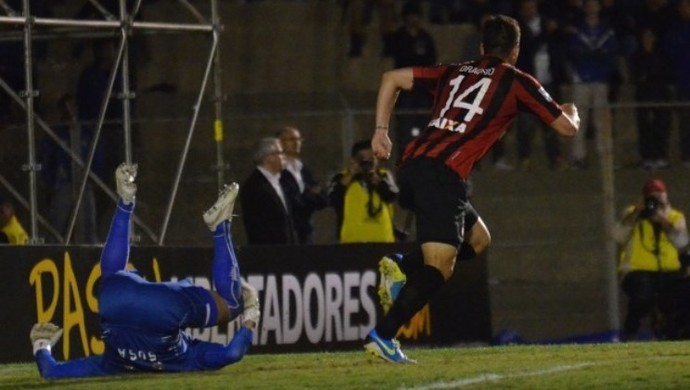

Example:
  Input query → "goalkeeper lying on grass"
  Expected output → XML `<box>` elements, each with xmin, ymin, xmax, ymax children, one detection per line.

<box><xmin>30</xmin><ymin>163</ymin><xmax>261</xmax><ymax>379</ymax></box>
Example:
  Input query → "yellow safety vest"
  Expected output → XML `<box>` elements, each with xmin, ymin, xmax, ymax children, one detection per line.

<box><xmin>2</xmin><ymin>215</ymin><xmax>29</xmax><ymax>245</ymax></box>
<box><xmin>618</xmin><ymin>207</ymin><xmax>685</xmax><ymax>272</ymax></box>
<box><xmin>339</xmin><ymin>179</ymin><xmax>395</xmax><ymax>243</ymax></box>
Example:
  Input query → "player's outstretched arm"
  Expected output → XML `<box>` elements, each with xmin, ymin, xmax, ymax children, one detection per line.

<box><xmin>31</xmin><ymin>323</ymin><xmax>109</xmax><ymax>379</ymax></box>
<box><xmin>36</xmin><ymin>351</ymin><xmax>109</xmax><ymax>379</ymax></box>
<box><xmin>549</xmin><ymin>103</ymin><xmax>580</xmax><ymax>137</ymax></box>
<box><xmin>372</xmin><ymin>68</ymin><xmax>414</xmax><ymax>160</ymax></box>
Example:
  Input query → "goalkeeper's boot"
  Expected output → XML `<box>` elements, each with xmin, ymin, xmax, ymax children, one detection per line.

<box><xmin>203</xmin><ymin>183</ymin><xmax>239</xmax><ymax>231</ymax></box>
<box><xmin>115</xmin><ymin>163</ymin><xmax>138</xmax><ymax>205</ymax></box>
<box><xmin>364</xmin><ymin>329</ymin><xmax>415</xmax><ymax>364</ymax></box>
<box><xmin>378</xmin><ymin>254</ymin><xmax>406</xmax><ymax>314</ymax></box>
<box><xmin>241</xmin><ymin>279</ymin><xmax>261</xmax><ymax>324</ymax></box>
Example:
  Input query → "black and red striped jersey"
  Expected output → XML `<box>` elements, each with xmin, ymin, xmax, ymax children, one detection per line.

<box><xmin>401</xmin><ymin>55</ymin><xmax>563</xmax><ymax>180</ymax></box>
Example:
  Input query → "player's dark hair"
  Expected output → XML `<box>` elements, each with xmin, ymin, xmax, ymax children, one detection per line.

<box><xmin>481</xmin><ymin>15</ymin><xmax>520</xmax><ymax>59</ymax></box>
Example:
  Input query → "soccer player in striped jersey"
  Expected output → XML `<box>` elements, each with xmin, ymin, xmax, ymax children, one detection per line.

<box><xmin>30</xmin><ymin>163</ymin><xmax>260</xmax><ymax>379</ymax></box>
<box><xmin>365</xmin><ymin>15</ymin><xmax>580</xmax><ymax>363</ymax></box>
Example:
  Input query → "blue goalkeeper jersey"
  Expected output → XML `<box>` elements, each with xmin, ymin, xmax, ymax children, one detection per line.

<box><xmin>35</xmin><ymin>271</ymin><xmax>253</xmax><ymax>379</ymax></box>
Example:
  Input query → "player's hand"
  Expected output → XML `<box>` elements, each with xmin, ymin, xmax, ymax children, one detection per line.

<box><xmin>559</xmin><ymin>103</ymin><xmax>581</xmax><ymax>131</ymax></box>
<box><xmin>372</xmin><ymin>131</ymin><xmax>392</xmax><ymax>160</ymax></box>
<box><xmin>561</xmin><ymin>103</ymin><xmax>578</xmax><ymax>117</ymax></box>
<box><xmin>30</xmin><ymin>322</ymin><xmax>63</xmax><ymax>355</ymax></box>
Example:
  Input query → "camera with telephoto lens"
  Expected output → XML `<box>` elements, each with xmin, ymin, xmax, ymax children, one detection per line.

<box><xmin>359</xmin><ymin>159</ymin><xmax>374</xmax><ymax>173</ymax></box>
<box><xmin>639</xmin><ymin>196</ymin><xmax>661</xmax><ymax>219</ymax></box>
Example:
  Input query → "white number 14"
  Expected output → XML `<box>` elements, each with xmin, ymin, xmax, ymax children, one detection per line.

<box><xmin>436</xmin><ymin>75</ymin><xmax>491</xmax><ymax>133</ymax></box>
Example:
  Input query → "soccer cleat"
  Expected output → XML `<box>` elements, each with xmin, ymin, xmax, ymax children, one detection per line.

<box><xmin>115</xmin><ymin>163</ymin><xmax>138</xmax><ymax>205</ymax></box>
<box><xmin>364</xmin><ymin>329</ymin><xmax>415</xmax><ymax>363</ymax></box>
<box><xmin>378</xmin><ymin>254</ymin><xmax>406</xmax><ymax>314</ymax></box>
<box><xmin>203</xmin><ymin>183</ymin><xmax>239</xmax><ymax>231</ymax></box>
<box><xmin>241</xmin><ymin>279</ymin><xmax>261</xmax><ymax>324</ymax></box>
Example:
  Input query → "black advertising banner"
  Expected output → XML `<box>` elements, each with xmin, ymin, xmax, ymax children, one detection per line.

<box><xmin>0</xmin><ymin>243</ymin><xmax>490</xmax><ymax>363</ymax></box>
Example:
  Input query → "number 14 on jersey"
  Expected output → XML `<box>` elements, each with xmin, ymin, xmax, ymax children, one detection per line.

<box><xmin>428</xmin><ymin>75</ymin><xmax>491</xmax><ymax>133</ymax></box>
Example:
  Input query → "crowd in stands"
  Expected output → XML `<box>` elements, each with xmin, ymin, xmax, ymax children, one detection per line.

<box><xmin>349</xmin><ymin>0</ymin><xmax>690</xmax><ymax>171</ymax></box>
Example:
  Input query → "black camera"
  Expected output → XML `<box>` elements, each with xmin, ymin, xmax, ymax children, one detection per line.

<box><xmin>359</xmin><ymin>159</ymin><xmax>374</xmax><ymax>173</ymax></box>
<box><xmin>640</xmin><ymin>196</ymin><xmax>661</xmax><ymax>219</ymax></box>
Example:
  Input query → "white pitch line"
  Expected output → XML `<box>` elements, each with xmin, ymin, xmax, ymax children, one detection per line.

<box><xmin>400</xmin><ymin>362</ymin><xmax>594</xmax><ymax>390</ymax></box>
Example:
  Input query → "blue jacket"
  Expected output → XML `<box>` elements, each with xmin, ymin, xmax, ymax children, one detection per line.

<box><xmin>665</xmin><ymin>19</ymin><xmax>690</xmax><ymax>96</ymax></box>
<box><xmin>568</xmin><ymin>21</ymin><xmax>619</xmax><ymax>83</ymax></box>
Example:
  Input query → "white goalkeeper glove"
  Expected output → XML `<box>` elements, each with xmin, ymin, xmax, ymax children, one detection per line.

<box><xmin>30</xmin><ymin>322</ymin><xmax>63</xmax><ymax>355</ymax></box>
<box><xmin>241</xmin><ymin>279</ymin><xmax>261</xmax><ymax>325</ymax></box>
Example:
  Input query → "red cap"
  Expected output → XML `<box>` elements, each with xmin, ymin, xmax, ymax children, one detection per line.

<box><xmin>643</xmin><ymin>179</ymin><xmax>666</xmax><ymax>196</ymax></box>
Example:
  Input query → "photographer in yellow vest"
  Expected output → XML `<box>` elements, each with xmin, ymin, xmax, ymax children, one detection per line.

<box><xmin>0</xmin><ymin>198</ymin><xmax>29</xmax><ymax>245</ymax></box>
<box><xmin>329</xmin><ymin>139</ymin><xmax>399</xmax><ymax>243</ymax></box>
<box><xmin>613</xmin><ymin>179</ymin><xmax>690</xmax><ymax>340</ymax></box>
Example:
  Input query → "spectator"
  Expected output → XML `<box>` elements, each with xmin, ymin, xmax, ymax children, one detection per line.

<box><xmin>431</xmin><ymin>0</ymin><xmax>513</xmax><ymax>25</ymax></box>
<box><xmin>630</xmin><ymin>28</ymin><xmax>673</xmax><ymax>170</ymax></box>
<box><xmin>278</xmin><ymin>126</ymin><xmax>328</xmax><ymax>245</ymax></box>
<box><xmin>0</xmin><ymin>197</ymin><xmax>28</xmax><ymax>245</ymax></box>
<box><xmin>390</xmin><ymin>2</ymin><xmax>437</xmax><ymax>69</ymax></box>
<box><xmin>633</xmin><ymin>0</ymin><xmax>673</xmax><ymax>40</ymax></box>
<box><xmin>515</xmin><ymin>0</ymin><xmax>568</xmax><ymax>170</ymax></box>
<box><xmin>240</xmin><ymin>137</ymin><xmax>297</xmax><ymax>245</ymax></box>
<box><xmin>565</xmin><ymin>0</ymin><xmax>619</xmax><ymax>169</ymax></box>
<box><xmin>328</xmin><ymin>139</ymin><xmax>398</xmax><ymax>243</ymax></box>
<box><xmin>74</xmin><ymin>1</ymin><xmax>148</xmax><ymax>169</ymax></box>
<box><xmin>428</xmin><ymin>0</ymin><xmax>465</xmax><ymax>24</ymax></box>
<box><xmin>74</xmin><ymin>0</ymin><xmax>151</xmax><ymax>74</ymax></box>
<box><xmin>547</xmin><ymin>0</ymin><xmax>584</xmax><ymax>35</ymax></box>
<box><xmin>600</xmin><ymin>0</ymin><xmax>637</xmax><ymax>57</ymax></box>
<box><xmin>346</xmin><ymin>0</ymin><xmax>398</xmax><ymax>57</ymax></box>
<box><xmin>0</xmin><ymin>36</ymin><xmax>23</xmax><ymax>125</ymax></box>
<box><xmin>76</xmin><ymin>38</ymin><xmax>122</xmax><ymax>182</ymax></box>
<box><xmin>613</xmin><ymin>179</ymin><xmax>689</xmax><ymax>341</ymax></box>
<box><xmin>0</xmin><ymin>0</ymin><xmax>51</xmax><ymax>124</ymax></box>
<box><xmin>665</xmin><ymin>0</ymin><xmax>690</xmax><ymax>167</ymax></box>
<box><xmin>389</xmin><ymin>1</ymin><xmax>437</xmax><ymax>156</ymax></box>
<box><xmin>597</xmin><ymin>0</ymin><xmax>630</xmax><ymax>106</ymax></box>
<box><xmin>77</xmin><ymin>38</ymin><xmax>130</xmax><ymax>236</ymax></box>
<box><xmin>40</xmin><ymin>95</ymin><xmax>99</xmax><ymax>243</ymax></box>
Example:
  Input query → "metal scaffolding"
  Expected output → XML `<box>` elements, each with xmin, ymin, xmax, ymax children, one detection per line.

<box><xmin>0</xmin><ymin>0</ymin><xmax>226</xmax><ymax>245</ymax></box>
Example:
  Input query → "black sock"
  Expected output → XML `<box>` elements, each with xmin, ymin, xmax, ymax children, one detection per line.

<box><xmin>458</xmin><ymin>242</ymin><xmax>477</xmax><ymax>261</ymax></box>
<box><xmin>376</xmin><ymin>265</ymin><xmax>445</xmax><ymax>339</ymax></box>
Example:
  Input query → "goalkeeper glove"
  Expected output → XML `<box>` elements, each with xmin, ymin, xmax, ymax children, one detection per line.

<box><xmin>30</xmin><ymin>322</ymin><xmax>63</xmax><ymax>355</ymax></box>
<box><xmin>241</xmin><ymin>279</ymin><xmax>261</xmax><ymax>325</ymax></box>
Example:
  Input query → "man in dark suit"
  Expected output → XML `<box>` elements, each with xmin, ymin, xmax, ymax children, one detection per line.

<box><xmin>277</xmin><ymin>127</ymin><xmax>328</xmax><ymax>245</ymax></box>
<box><xmin>240</xmin><ymin>137</ymin><xmax>297</xmax><ymax>245</ymax></box>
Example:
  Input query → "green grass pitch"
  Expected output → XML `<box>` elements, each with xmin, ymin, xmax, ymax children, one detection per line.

<box><xmin>3</xmin><ymin>341</ymin><xmax>690</xmax><ymax>389</ymax></box>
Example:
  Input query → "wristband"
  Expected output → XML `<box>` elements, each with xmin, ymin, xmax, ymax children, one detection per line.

<box><xmin>33</xmin><ymin>339</ymin><xmax>51</xmax><ymax>355</ymax></box>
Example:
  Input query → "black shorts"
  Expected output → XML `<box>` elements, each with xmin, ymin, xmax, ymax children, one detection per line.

<box><xmin>398</xmin><ymin>158</ymin><xmax>478</xmax><ymax>247</ymax></box>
